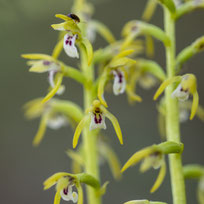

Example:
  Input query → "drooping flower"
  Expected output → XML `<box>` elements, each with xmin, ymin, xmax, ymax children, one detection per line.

<box><xmin>24</xmin><ymin>98</ymin><xmax>83</xmax><ymax>146</ymax></box>
<box><xmin>22</xmin><ymin>54</ymin><xmax>65</xmax><ymax>103</ymax></box>
<box><xmin>44</xmin><ymin>171</ymin><xmax>104</xmax><ymax>204</ymax></box>
<box><xmin>121</xmin><ymin>141</ymin><xmax>183</xmax><ymax>193</ymax></box>
<box><xmin>72</xmin><ymin>100</ymin><xmax>123</xmax><ymax>148</ymax></box>
<box><xmin>154</xmin><ymin>73</ymin><xmax>199</xmax><ymax>120</ymax></box>
<box><xmin>43</xmin><ymin>172</ymin><xmax>83</xmax><ymax>204</ymax></box>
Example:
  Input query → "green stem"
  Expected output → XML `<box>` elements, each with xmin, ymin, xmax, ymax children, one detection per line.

<box><xmin>164</xmin><ymin>8</ymin><xmax>186</xmax><ymax>204</ymax></box>
<box><xmin>80</xmin><ymin>45</ymin><xmax>101</xmax><ymax>204</ymax></box>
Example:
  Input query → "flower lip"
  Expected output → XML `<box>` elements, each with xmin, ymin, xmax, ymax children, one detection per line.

<box><xmin>63</xmin><ymin>34</ymin><xmax>79</xmax><ymax>58</ymax></box>
<box><xmin>112</xmin><ymin>69</ymin><xmax>126</xmax><ymax>95</ymax></box>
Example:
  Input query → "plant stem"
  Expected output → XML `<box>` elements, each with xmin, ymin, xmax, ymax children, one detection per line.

<box><xmin>80</xmin><ymin>46</ymin><xmax>101</xmax><ymax>204</ymax></box>
<box><xmin>164</xmin><ymin>8</ymin><xmax>186</xmax><ymax>204</ymax></box>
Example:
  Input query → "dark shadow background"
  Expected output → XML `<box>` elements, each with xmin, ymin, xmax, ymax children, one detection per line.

<box><xmin>0</xmin><ymin>0</ymin><xmax>203</xmax><ymax>203</ymax></box>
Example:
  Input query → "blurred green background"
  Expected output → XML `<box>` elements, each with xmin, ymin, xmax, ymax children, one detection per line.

<box><xmin>1</xmin><ymin>0</ymin><xmax>204</xmax><ymax>203</ymax></box>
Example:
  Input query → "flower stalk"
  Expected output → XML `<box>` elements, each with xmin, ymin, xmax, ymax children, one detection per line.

<box><xmin>164</xmin><ymin>7</ymin><xmax>186</xmax><ymax>204</ymax></box>
<box><xmin>80</xmin><ymin>46</ymin><xmax>101</xmax><ymax>204</ymax></box>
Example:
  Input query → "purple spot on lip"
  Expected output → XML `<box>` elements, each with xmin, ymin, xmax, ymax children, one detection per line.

<box><xmin>65</xmin><ymin>40</ymin><xmax>69</xmax><ymax>45</ymax></box>
<box><xmin>118</xmin><ymin>72</ymin><xmax>123</xmax><ymax>83</ymax></box>
<box><xmin>43</xmin><ymin>60</ymin><xmax>51</xmax><ymax>66</ymax></box>
<box><xmin>63</xmin><ymin>187</ymin><xmax>68</xmax><ymax>195</ymax></box>
<box><xmin>94</xmin><ymin>114</ymin><xmax>102</xmax><ymax>124</ymax></box>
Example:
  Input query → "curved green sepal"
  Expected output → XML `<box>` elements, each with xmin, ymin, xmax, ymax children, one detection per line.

<box><xmin>90</xmin><ymin>20</ymin><xmax>116</xmax><ymax>43</ymax></box>
<box><xmin>175</xmin><ymin>2</ymin><xmax>204</xmax><ymax>20</ymax></box>
<box><xmin>153</xmin><ymin>76</ymin><xmax>181</xmax><ymax>100</ymax></box>
<box><xmin>81</xmin><ymin>38</ymin><xmax>93</xmax><ymax>66</ymax></box>
<box><xmin>150</xmin><ymin>162</ymin><xmax>166</xmax><ymax>193</ymax></box>
<box><xmin>41</xmin><ymin>73</ymin><xmax>64</xmax><ymax>104</ymax></box>
<box><xmin>137</xmin><ymin>59</ymin><xmax>166</xmax><ymax>81</ymax></box>
<box><xmin>176</xmin><ymin>36</ymin><xmax>204</xmax><ymax>73</ymax></box>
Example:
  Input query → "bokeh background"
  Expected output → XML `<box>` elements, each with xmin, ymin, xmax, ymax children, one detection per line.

<box><xmin>1</xmin><ymin>0</ymin><xmax>204</xmax><ymax>203</ymax></box>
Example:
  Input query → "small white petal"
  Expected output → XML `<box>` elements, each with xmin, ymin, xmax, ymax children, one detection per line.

<box><xmin>112</xmin><ymin>70</ymin><xmax>126</xmax><ymax>95</ymax></box>
<box><xmin>47</xmin><ymin>115</ymin><xmax>68</xmax><ymax>130</ymax></box>
<box><xmin>56</xmin><ymin>85</ymin><xmax>65</xmax><ymax>95</ymax></box>
<box><xmin>63</xmin><ymin>34</ymin><xmax>79</xmax><ymax>58</ymax></box>
<box><xmin>179</xmin><ymin>109</ymin><xmax>189</xmax><ymax>123</ymax></box>
<box><xmin>72</xmin><ymin>191</ymin><xmax>78</xmax><ymax>203</ymax></box>
<box><xmin>171</xmin><ymin>84</ymin><xmax>189</xmax><ymax>101</ymax></box>
<box><xmin>60</xmin><ymin>186</ymin><xmax>72</xmax><ymax>201</ymax></box>
<box><xmin>48</xmin><ymin>70</ymin><xmax>56</xmax><ymax>88</ymax></box>
<box><xmin>90</xmin><ymin>113</ymin><xmax>106</xmax><ymax>130</ymax></box>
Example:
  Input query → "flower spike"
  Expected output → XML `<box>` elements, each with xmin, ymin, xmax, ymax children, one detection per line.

<box><xmin>73</xmin><ymin>100</ymin><xmax>123</xmax><ymax>148</ymax></box>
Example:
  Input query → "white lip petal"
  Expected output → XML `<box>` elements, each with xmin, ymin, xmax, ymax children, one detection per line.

<box><xmin>171</xmin><ymin>84</ymin><xmax>189</xmax><ymax>101</ymax></box>
<box><xmin>63</xmin><ymin>34</ymin><xmax>79</xmax><ymax>58</ymax></box>
<box><xmin>90</xmin><ymin>113</ymin><xmax>106</xmax><ymax>130</ymax></box>
<box><xmin>112</xmin><ymin>70</ymin><xmax>126</xmax><ymax>95</ymax></box>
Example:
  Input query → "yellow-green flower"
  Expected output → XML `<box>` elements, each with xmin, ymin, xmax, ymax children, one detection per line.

<box><xmin>44</xmin><ymin>172</ymin><xmax>83</xmax><ymax>204</ymax></box>
<box><xmin>44</xmin><ymin>171</ymin><xmax>103</xmax><ymax>204</ymax></box>
<box><xmin>24</xmin><ymin>98</ymin><xmax>83</xmax><ymax>146</ymax></box>
<box><xmin>121</xmin><ymin>142</ymin><xmax>183</xmax><ymax>193</ymax></box>
<box><xmin>51</xmin><ymin>13</ymin><xmax>93</xmax><ymax>65</ymax></box>
<box><xmin>22</xmin><ymin>54</ymin><xmax>65</xmax><ymax>103</ymax></box>
<box><xmin>72</xmin><ymin>100</ymin><xmax>123</xmax><ymax>148</ymax></box>
<box><xmin>154</xmin><ymin>73</ymin><xmax>199</xmax><ymax>120</ymax></box>
<box><xmin>97</xmin><ymin>49</ymin><xmax>140</xmax><ymax>107</ymax></box>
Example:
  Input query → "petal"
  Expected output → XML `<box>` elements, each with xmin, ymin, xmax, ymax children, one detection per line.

<box><xmin>112</xmin><ymin>70</ymin><xmax>126</xmax><ymax>95</ymax></box>
<box><xmin>171</xmin><ymin>84</ymin><xmax>189</xmax><ymax>101</ymax></box>
<box><xmin>54</xmin><ymin>191</ymin><xmax>61</xmax><ymax>204</ymax></box>
<box><xmin>42</xmin><ymin>73</ymin><xmax>64</xmax><ymax>104</ymax></box>
<box><xmin>21</xmin><ymin>53</ymin><xmax>54</xmax><ymax>61</ymax></box>
<box><xmin>51</xmin><ymin>22</ymin><xmax>67</xmax><ymax>31</ymax></box>
<box><xmin>124</xmin><ymin>200</ymin><xmax>149</xmax><ymax>204</ymax></box>
<box><xmin>153</xmin><ymin>76</ymin><xmax>181</xmax><ymax>100</ymax></box>
<box><xmin>64</xmin><ymin>34</ymin><xmax>79</xmax><ymax>58</ymax></box>
<box><xmin>76</xmin><ymin>183</ymin><xmax>83</xmax><ymax>204</ymax></box>
<box><xmin>32</xmin><ymin>113</ymin><xmax>49</xmax><ymax>147</ymax></box>
<box><xmin>126</xmin><ymin>86</ymin><xmax>143</xmax><ymax>102</ymax></box>
<box><xmin>109</xmin><ymin>57</ymin><xmax>136</xmax><ymax>68</ymax></box>
<box><xmin>89</xmin><ymin>20</ymin><xmax>116</xmax><ymax>44</ymax></box>
<box><xmin>121</xmin><ymin>146</ymin><xmax>157</xmax><ymax>172</ymax></box>
<box><xmin>55</xmin><ymin>14</ymin><xmax>72</xmax><ymax>21</ymax></box>
<box><xmin>190</xmin><ymin>90</ymin><xmax>199</xmax><ymax>120</ymax></box>
<box><xmin>98</xmin><ymin>73</ymin><xmax>108</xmax><ymax>107</ymax></box>
<box><xmin>102</xmin><ymin>108</ymin><xmax>123</xmax><ymax>145</ymax></box>
<box><xmin>142</xmin><ymin>0</ymin><xmax>158</xmax><ymax>21</ymax></box>
<box><xmin>72</xmin><ymin>191</ymin><xmax>78</xmax><ymax>203</ymax></box>
<box><xmin>52</xmin><ymin>38</ymin><xmax>64</xmax><ymax>59</ymax></box>
<box><xmin>81</xmin><ymin>38</ymin><xmax>93</xmax><ymax>65</ymax></box>
<box><xmin>29</xmin><ymin>60</ymin><xmax>51</xmax><ymax>73</ymax></box>
<box><xmin>99</xmin><ymin>143</ymin><xmax>122</xmax><ymax>179</ymax></box>
<box><xmin>150</xmin><ymin>161</ymin><xmax>166</xmax><ymax>193</ymax></box>
<box><xmin>73</xmin><ymin>115</ymin><xmax>90</xmax><ymax>148</ymax></box>
<box><xmin>47</xmin><ymin>115</ymin><xmax>67</xmax><ymax>130</ymax></box>
<box><xmin>43</xmin><ymin>172</ymin><xmax>70</xmax><ymax>190</ymax></box>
